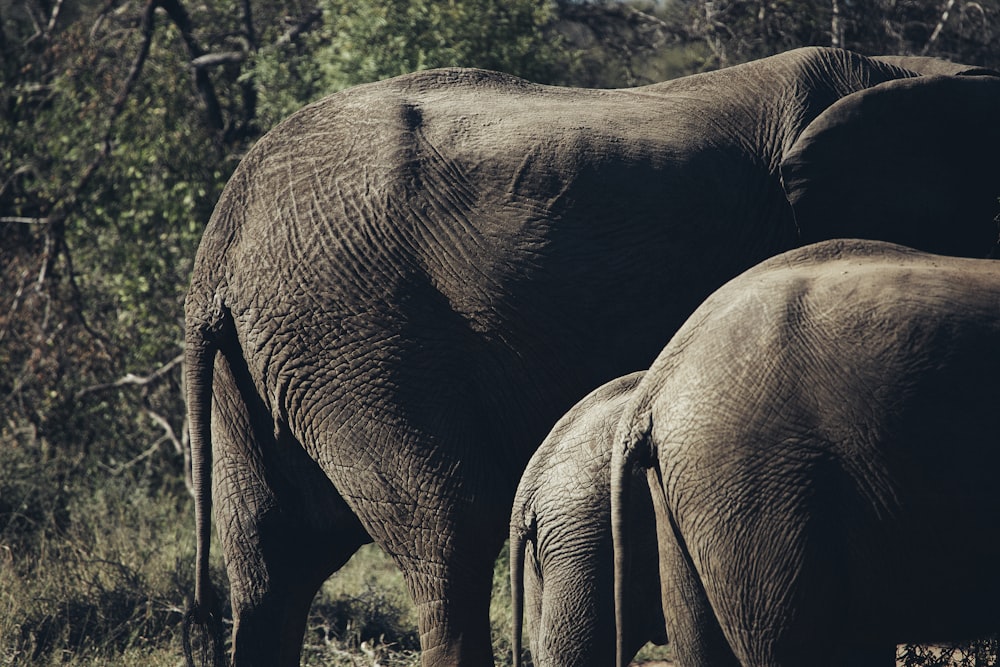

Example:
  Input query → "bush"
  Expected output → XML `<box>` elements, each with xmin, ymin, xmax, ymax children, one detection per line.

<box><xmin>900</xmin><ymin>640</ymin><xmax>1000</xmax><ymax>667</ymax></box>
<box><xmin>0</xmin><ymin>443</ymin><xmax>205</xmax><ymax>665</ymax></box>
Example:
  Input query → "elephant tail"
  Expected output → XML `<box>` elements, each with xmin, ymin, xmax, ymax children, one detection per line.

<box><xmin>509</xmin><ymin>513</ymin><xmax>534</xmax><ymax>667</ymax></box>
<box><xmin>182</xmin><ymin>293</ymin><xmax>227</xmax><ymax>667</ymax></box>
<box><xmin>612</xmin><ymin>413</ymin><xmax>653</xmax><ymax>667</ymax></box>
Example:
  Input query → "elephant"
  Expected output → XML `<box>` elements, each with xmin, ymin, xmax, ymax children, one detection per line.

<box><xmin>871</xmin><ymin>54</ymin><xmax>1000</xmax><ymax>77</ymax></box>
<box><xmin>183</xmin><ymin>46</ymin><xmax>1000</xmax><ymax>667</ymax></box>
<box><xmin>509</xmin><ymin>372</ymin><xmax>665</xmax><ymax>667</ymax></box>
<box><xmin>611</xmin><ymin>238</ymin><xmax>1000</xmax><ymax>667</ymax></box>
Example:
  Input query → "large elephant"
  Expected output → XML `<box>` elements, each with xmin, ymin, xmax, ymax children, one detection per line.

<box><xmin>612</xmin><ymin>239</ymin><xmax>1000</xmax><ymax>667</ymax></box>
<box><xmin>183</xmin><ymin>47</ymin><xmax>1000</xmax><ymax>667</ymax></box>
<box><xmin>509</xmin><ymin>372</ymin><xmax>664</xmax><ymax>667</ymax></box>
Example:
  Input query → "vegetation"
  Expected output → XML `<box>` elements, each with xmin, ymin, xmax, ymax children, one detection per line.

<box><xmin>1</xmin><ymin>0</ymin><xmax>999</xmax><ymax>664</ymax></box>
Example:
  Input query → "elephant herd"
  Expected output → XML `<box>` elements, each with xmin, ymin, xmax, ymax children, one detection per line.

<box><xmin>182</xmin><ymin>46</ymin><xmax>1000</xmax><ymax>667</ymax></box>
<box><xmin>514</xmin><ymin>240</ymin><xmax>1000</xmax><ymax>667</ymax></box>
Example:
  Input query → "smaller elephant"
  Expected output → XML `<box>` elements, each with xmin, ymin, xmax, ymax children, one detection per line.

<box><xmin>612</xmin><ymin>239</ymin><xmax>1000</xmax><ymax>667</ymax></box>
<box><xmin>510</xmin><ymin>372</ymin><xmax>665</xmax><ymax>667</ymax></box>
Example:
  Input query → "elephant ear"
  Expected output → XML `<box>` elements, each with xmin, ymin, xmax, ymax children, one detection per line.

<box><xmin>872</xmin><ymin>54</ymin><xmax>1000</xmax><ymax>77</ymax></box>
<box><xmin>781</xmin><ymin>74</ymin><xmax>1000</xmax><ymax>259</ymax></box>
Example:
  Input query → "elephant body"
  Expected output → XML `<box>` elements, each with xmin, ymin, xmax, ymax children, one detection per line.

<box><xmin>612</xmin><ymin>239</ymin><xmax>1000</xmax><ymax>667</ymax></box>
<box><xmin>872</xmin><ymin>54</ymin><xmax>1000</xmax><ymax>76</ymax></box>
<box><xmin>184</xmin><ymin>46</ymin><xmax>1000</xmax><ymax>666</ymax></box>
<box><xmin>509</xmin><ymin>372</ymin><xmax>664</xmax><ymax>667</ymax></box>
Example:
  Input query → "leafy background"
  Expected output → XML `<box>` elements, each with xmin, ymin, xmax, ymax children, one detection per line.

<box><xmin>2</xmin><ymin>0</ymin><xmax>999</xmax><ymax>664</ymax></box>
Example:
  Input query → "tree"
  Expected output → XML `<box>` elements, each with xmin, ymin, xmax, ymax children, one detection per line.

<box><xmin>250</xmin><ymin>0</ymin><xmax>577</xmax><ymax>127</ymax></box>
<box><xmin>665</xmin><ymin>0</ymin><xmax>1000</xmax><ymax>68</ymax></box>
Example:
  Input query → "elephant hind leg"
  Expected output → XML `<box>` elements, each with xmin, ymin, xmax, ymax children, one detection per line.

<box><xmin>393</xmin><ymin>545</ymin><xmax>499</xmax><ymax>667</ymax></box>
<box><xmin>651</xmin><ymin>474</ymin><xmax>740</xmax><ymax>667</ymax></box>
<box><xmin>231</xmin><ymin>579</ymin><xmax>316</xmax><ymax>666</ymax></box>
<box><xmin>228</xmin><ymin>505</ymin><xmax>369</xmax><ymax>666</ymax></box>
<box><xmin>212</xmin><ymin>355</ymin><xmax>371</xmax><ymax>666</ymax></box>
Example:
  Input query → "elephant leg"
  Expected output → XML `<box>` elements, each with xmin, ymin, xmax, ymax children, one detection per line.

<box><xmin>400</xmin><ymin>555</ymin><xmax>498</xmax><ymax>666</ymax></box>
<box><xmin>227</xmin><ymin>526</ymin><xmax>364</xmax><ymax>665</ymax></box>
<box><xmin>229</xmin><ymin>573</ymin><xmax>318</xmax><ymax>666</ymax></box>
<box><xmin>387</xmin><ymin>480</ymin><xmax>504</xmax><ymax>667</ymax></box>
<box><xmin>223</xmin><ymin>494</ymin><xmax>366</xmax><ymax>667</ymax></box>
<box><xmin>327</xmin><ymin>425</ymin><xmax>508</xmax><ymax>667</ymax></box>
<box><xmin>213</xmin><ymin>357</ymin><xmax>370</xmax><ymax>666</ymax></box>
<box><xmin>702</xmin><ymin>478</ymin><xmax>856</xmax><ymax>667</ymax></box>
<box><xmin>649</xmin><ymin>472</ymin><xmax>739</xmax><ymax>667</ymax></box>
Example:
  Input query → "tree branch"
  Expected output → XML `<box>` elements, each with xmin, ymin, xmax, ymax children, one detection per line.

<box><xmin>155</xmin><ymin>0</ymin><xmax>226</xmax><ymax>134</ymax></box>
<box><xmin>275</xmin><ymin>8</ymin><xmax>323</xmax><ymax>47</ymax></box>
<box><xmin>0</xmin><ymin>216</ymin><xmax>52</xmax><ymax>225</ymax></box>
<box><xmin>0</xmin><ymin>268</ymin><xmax>32</xmax><ymax>346</ymax></box>
<box><xmin>241</xmin><ymin>0</ymin><xmax>257</xmax><ymax>51</ymax></box>
<box><xmin>144</xmin><ymin>406</ymin><xmax>194</xmax><ymax>498</ymax></box>
<box><xmin>191</xmin><ymin>51</ymin><xmax>245</xmax><ymax>68</ymax></box>
<box><xmin>100</xmin><ymin>437</ymin><xmax>167</xmax><ymax>475</ymax></box>
<box><xmin>45</xmin><ymin>0</ymin><xmax>66</xmax><ymax>36</ymax></box>
<box><xmin>111</xmin><ymin>0</ymin><xmax>158</xmax><ymax>117</ymax></box>
<box><xmin>75</xmin><ymin>353</ymin><xmax>184</xmax><ymax>398</ymax></box>
<box><xmin>831</xmin><ymin>0</ymin><xmax>845</xmax><ymax>48</ymax></box>
<box><xmin>922</xmin><ymin>0</ymin><xmax>958</xmax><ymax>54</ymax></box>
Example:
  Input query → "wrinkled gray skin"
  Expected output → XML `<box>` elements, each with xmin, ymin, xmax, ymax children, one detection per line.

<box><xmin>612</xmin><ymin>239</ymin><xmax>1000</xmax><ymax>667</ymax></box>
<box><xmin>184</xmin><ymin>46</ymin><xmax>1000</xmax><ymax>667</ymax></box>
<box><xmin>872</xmin><ymin>54</ymin><xmax>1000</xmax><ymax>76</ymax></box>
<box><xmin>509</xmin><ymin>372</ymin><xmax>665</xmax><ymax>667</ymax></box>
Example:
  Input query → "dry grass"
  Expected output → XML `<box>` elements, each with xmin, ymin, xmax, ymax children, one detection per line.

<box><xmin>0</xmin><ymin>442</ymin><xmax>993</xmax><ymax>666</ymax></box>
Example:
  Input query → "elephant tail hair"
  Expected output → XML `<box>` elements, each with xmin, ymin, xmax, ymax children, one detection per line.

<box><xmin>182</xmin><ymin>295</ymin><xmax>228</xmax><ymax>667</ymax></box>
<box><xmin>509</xmin><ymin>515</ymin><xmax>534</xmax><ymax>667</ymax></box>
<box><xmin>182</xmin><ymin>603</ymin><xmax>225</xmax><ymax>667</ymax></box>
<box><xmin>612</xmin><ymin>413</ymin><xmax>653</xmax><ymax>667</ymax></box>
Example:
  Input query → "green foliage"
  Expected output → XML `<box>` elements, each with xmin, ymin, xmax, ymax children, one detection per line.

<box><xmin>1</xmin><ymin>6</ymin><xmax>229</xmax><ymax>472</ymax></box>
<box><xmin>0</xmin><ymin>445</ymin><xmax>205</xmax><ymax>664</ymax></box>
<box><xmin>252</xmin><ymin>0</ymin><xmax>578</xmax><ymax>128</ymax></box>
<box><xmin>249</xmin><ymin>34</ymin><xmax>332</xmax><ymax>131</ymax></box>
<box><xmin>316</xmin><ymin>0</ymin><xmax>570</xmax><ymax>89</ymax></box>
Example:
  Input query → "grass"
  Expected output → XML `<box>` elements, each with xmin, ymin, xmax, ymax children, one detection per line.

<box><xmin>0</xmin><ymin>440</ymin><xmax>993</xmax><ymax>666</ymax></box>
<box><xmin>0</xmin><ymin>437</ymin><xmax>506</xmax><ymax>666</ymax></box>
<box><xmin>301</xmin><ymin>544</ymin><xmax>420</xmax><ymax>666</ymax></box>
<box><xmin>0</xmin><ymin>445</ymin><xmax>196</xmax><ymax>665</ymax></box>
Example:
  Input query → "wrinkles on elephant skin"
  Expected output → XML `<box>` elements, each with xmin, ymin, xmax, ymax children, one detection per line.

<box><xmin>186</xmin><ymin>48</ymin><xmax>1000</xmax><ymax>667</ymax></box>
